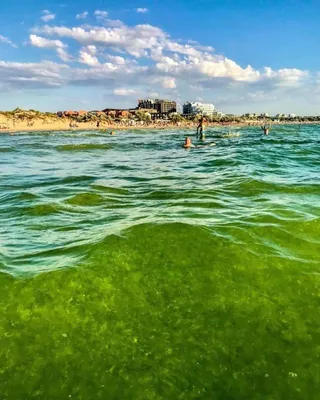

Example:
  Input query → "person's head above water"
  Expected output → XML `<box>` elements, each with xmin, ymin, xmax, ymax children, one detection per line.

<box><xmin>184</xmin><ymin>137</ymin><xmax>192</xmax><ymax>148</ymax></box>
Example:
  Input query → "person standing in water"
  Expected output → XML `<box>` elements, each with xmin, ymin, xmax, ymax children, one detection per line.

<box><xmin>196</xmin><ymin>116</ymin><xmax>206</xmax><ymax>139</ymax></box>
<box><xmin>261</xmin><ymin>124</ymin><xmax>271</xmax><ymax>135</ymax></box>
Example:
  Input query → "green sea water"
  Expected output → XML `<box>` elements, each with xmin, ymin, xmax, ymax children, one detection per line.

<box><xmin>0</xmin><ymin>125</ymin><xmax>319</xmax><ymax>399</ymax></box>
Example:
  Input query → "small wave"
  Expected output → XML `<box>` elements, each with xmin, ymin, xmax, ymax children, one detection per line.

<box><xmin>0</xmin><ymin>147</ymin><xmax>15</xmax><ymax>152</ymax></box>
<box><xmin>23</xmin><ymin>203</ymin><xmax>63</xmax><ymax>217</ymax></box>
<box><xmin>237</xmin><ymin>179</ymin><xmax>320</xmax><ymax>196</ymax></box>
<box><xmin>91</xmin><ymin>184</ymin><xmax>130</xmax><ymax>195</ymax></box>
<box><xmin>222</xmin><ymin>133</ymin><xmax>241</xmax><ymax>138</ymax></box>
<box><xmin>56</xmin><ymin>143</ymin><xmax>112</xmax><ymax>151</ymax></box>
<box><xmin>101</xmin><ymin>163</ymin><xmax>135</xmax><ymax>171</ymax></box>
<box><xmin>61</xmin><ymin>175</ymin><xmax>96</xmax><ymax>185</ymax></box>
<box><xmin>18</xmin><ymin>192</ymin><xmax>39</xmax><ymax>201</ymax></box>
<box><xmin>65</xmin><ymin>192</ymin><xmax>105</xmax><ymax>207</ymax></box>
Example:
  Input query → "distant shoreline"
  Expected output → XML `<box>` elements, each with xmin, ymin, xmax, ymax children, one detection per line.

<box><xmin>1</xmin><ymin>120</ymin><xmax>320</xmax><ymax>134</ymax></box>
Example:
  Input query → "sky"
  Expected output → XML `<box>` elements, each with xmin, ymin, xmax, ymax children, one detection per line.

<box><xmin>1</xmin><ymin>0</ymin><xmax>320</xmax><ymax>114</ymax></box>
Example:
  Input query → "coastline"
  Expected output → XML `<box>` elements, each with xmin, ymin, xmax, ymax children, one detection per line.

<box><xmin>1</xmin><ymin>119</ymin><xmax>320</xmax><ymax>134</ymax></box>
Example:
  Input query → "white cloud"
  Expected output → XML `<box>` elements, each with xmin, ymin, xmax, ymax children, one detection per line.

<box><xmin>0</xmin><ymin>60</ymin><xmax>68</xmax><ymax>89</ymax></box>
<box><xmin>113</xmin><ymin>88</ymin><xmax>136</xmax><ymax>96</ymax></box>
<box><xmin>158</xmin><ymin>77</ymin><xmax>176</xmax><ymax>89</ymax></box>
<box><xmin>0</xmin><ymin>35</ymin><xmax>18</xmax><ymax>48</ymax></box>
<box><xmin>86</xmin><ymin>45</ymin><xmax>97</xmax><ymax>55</ymax></box>
<box><xmin>29</xmin><ymin>35</ymin><xmax>71</xmax><ymax>63</ymax></box>
<box><xmin>33</xmin><ymin>21</ymin><xmax>309</xmax><ymax>95</ymax></box>
<box><xmin>34</xmin><ymin>24</ymin><xmax>167</xmax><ymax>58</ymax></box>
<box><xmin>78</xmin><ymin>49</ymin><xmax>100</xmax><ymax>66</ymax></box>
<box><xmin>29</xmin><ymin>34</ymin><xmax>66</xmax><ymax>49</ymax></box>
<box><xmin>94</xmin><ymin>10</ymin><xmax>108</xmax><ymax>19</ymax></box>
<box><xmin>105</xmin><ymin>55</ymin><xmax>126</xmax><ymax>65</ymax></box>
<box><xmin>136</xmin><ymin>8</ymin><xmax>148</xmax><ymax>13</ymax></box>
<box><xmin>56</xmin><ymin>48</ymin><xmax>73</xmax><ymax>62</ymax></box>
<box><xmin>76</xmin><ymin>11</ymin><xmax>88</xmax><ymax>20</ymax></box>
<box><xmin>3</xmin><ymin>17</ymin><xmax>314</xmax><ymax>112</ymax></box>
<box><xmin>41</xmin><ymin>13</ymin><xmax>56</xmax><ymax>22</ymax></box>
<box><xmin>104</xmin><ymin>19</ymin><xmax>125</xmax><ymax>28</ymax></box>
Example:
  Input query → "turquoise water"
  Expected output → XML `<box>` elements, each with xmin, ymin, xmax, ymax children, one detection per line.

<box><xmin>0</xmin><ymin>125</ymin><xmax>319</xmax><ymax>399</ymax></box>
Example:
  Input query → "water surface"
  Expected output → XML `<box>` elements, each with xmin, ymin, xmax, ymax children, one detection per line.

<box><xmin>0</xmin><ymin>125</ymin><xmax>319</xmax><ymax>399</ymax></box>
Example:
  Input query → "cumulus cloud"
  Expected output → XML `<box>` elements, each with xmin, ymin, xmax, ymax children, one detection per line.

<box><xmin>94</xmin><ymin>10</ymin><xmax>108</xmax><ymax>19</ymax></box>
<box><xmin>136</xmin><ymin>8</ymin><xmax>148</xmax><ymax>13</ymax></box>
<box><xmin>76</xmin><ymin>11</ymin><xmax>88</xmax><ymax>20</ymax></box>
<box><xmin>31</xmin><ymin>20</ymin><xmax>309</xmax><ymax>96</ymax></box>
<box><xmin>85</xmin><ymin>45</ymin><xmax>97</xmax><ymax>55</ymax></box>
<box><xmin>29</xmin><ymin>34</ymin><xmax>66</xmax><ymax>49</ymax></box>
<box><xmin>105</xmin><ymin>55</ymin><xmax>126</xmax><ymax>65</ymax></box>
<box><xmin>41</xmin><ymin>11</ymin><xmax>56</xmax><ymax>22</ymax></box>
<box><xmin>78</xmin><ymin>49</ymin><xmax>100</xmax><ymax>66</ymax></box>
<box><xmin>34</xmin><ymin>23</ymin><xmax>167</xmax><ymax>58</ymax></box>
<box><xmin>0</xmin><ymin>60</ymin><xmax>68</xmax><ymax>89</ymax></box>
<box><xmin>56</xmin><ymin>48</ymin><xmax>73</xmax><ymax>62</ymax></box>
<box><xmin>103</xmin><ymin>19</ymin><xmax>125</xmax><ymax>28</ymax></box>
<box><xmin>157</xmin><ymin>77</ymin><xmax>176</xmax><ymax>89</ymax></box>
<box><xmin>0</xmin><ymin>35</ymin><xmax>18</xmax><ymax>48</ymax></box>
<box><xmin>2</xmin><ymin>16</ymin><xmax>314</xmax><ymax>112</ymax></box>
<box><xmin>29</xmin><ymin>35</ymin><xmax>72</xmax><ymax>63</ymax></box>
<box><xmin>113</xmin><ymin>88</ymin><xmax>136</xmax><ymax>96</ymax></box>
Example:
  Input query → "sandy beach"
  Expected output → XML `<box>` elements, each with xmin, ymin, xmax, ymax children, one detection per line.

<box><xmin>1</xmin><ymin>113</ymin><xmax>318</xmax><ymax>134</ymax></box>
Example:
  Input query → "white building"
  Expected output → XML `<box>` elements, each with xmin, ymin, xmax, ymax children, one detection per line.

<box><xmin>183</xmin><ymin>101</ymin><xmax>216</xmax><ymax>116</ymax></box>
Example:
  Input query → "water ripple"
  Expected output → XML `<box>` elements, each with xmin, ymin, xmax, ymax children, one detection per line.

<box><xmin>0</xmin><ymin>125</ymin><xmax>319</xmax><ymax>275</ymax></box>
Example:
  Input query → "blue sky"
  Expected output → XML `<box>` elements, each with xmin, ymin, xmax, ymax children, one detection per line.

<box><xmin>0</xmin><ymin>0</ymin><xmax>320</xmax><ymax>114</ymax></box>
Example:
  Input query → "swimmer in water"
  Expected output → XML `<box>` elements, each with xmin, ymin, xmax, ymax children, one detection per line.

<box><xmin>261</xmin><ymin>124</ymin><xmax>271</xmax><ymax>135</ymax></box>
<box><xmin>183</xmin><ymin>137</ymin><xmax>215</xmax><ymax>149</ymax></box>
<box><xmin>183</xmin><ymin>137</ymin><xmax>194</xmax><ymax>148</ymax></box>
<box><xmin>110</xmin><ymin>131</ymin><xmax>115</xmax><ymax>135</ymax></box>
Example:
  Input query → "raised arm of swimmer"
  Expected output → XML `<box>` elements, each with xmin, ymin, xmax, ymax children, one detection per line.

<box><xmin>261</xmin><ymin>124</ymin><xmax>270</xmax><ymax>135</ymax></box>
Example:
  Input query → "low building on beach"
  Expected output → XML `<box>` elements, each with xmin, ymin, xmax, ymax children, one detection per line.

<box><xmin>61</xmin><ymin>110</ymin><xmax>79</xmax><ymax>117</ymax></box>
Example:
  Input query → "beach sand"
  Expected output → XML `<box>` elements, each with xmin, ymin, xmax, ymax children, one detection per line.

<box><xmin>0</xmin><ymin>113</ymin><xmax>318</xmax><ymax>134</ymax></box>
<box><xmin>0</xmin><ymin>114</ymin><xmax>100</xmax><ymax>133</ymax></box>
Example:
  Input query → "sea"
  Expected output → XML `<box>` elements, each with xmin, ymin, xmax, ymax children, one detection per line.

<box><xmin>0</xmin><ymin>125</ymin><xmax>319</xmax><ymax>399</ymax></box>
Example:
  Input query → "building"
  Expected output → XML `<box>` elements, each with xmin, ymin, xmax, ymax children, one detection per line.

<box><xmin>138</xmin><ymin>99</ymin><xmax>177</xmax><ymax>114</ymax></box>
<box><xmin>155</xmin><ymin>99</ymin><xmax>177</xmax><ymax>113</ymax></box>
<box><xmin>63</xmin><ymin>110</ymin><xmax>79</xmax><ymax>117</ymax></box>
<box><xmin>183</xmin><ymin>101</ymin><xmax>215</xmax><ymax>116</ymax></box>
<box><xmin>138</xmin><ymin>99</ymin><xmax>155</xmax><ymax>109</ymax></box>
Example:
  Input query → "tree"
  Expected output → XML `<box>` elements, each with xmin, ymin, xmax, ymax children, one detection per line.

<box><xmin>169</xmin><ymin>113</ymin><xmax>184</xmax><ymax>123</ymax></box>
<box><xmin>135</xmin><ymin>110</ymin><xmax>151</xmax><ymax>122</ymax></box>
<box><xmin>13</xmin><ymin>107</ymin><xmax>23</xmax><ymax>113</ymax></box>
<box><xmin>98</xmin><ymin>114</ymin><xmax>107</xmax><ymax>122</ymax></box>
<box><xmin>107</xmin><ymin>111</ymin><xmax>116</xmax><ymax>119</ymax></box>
